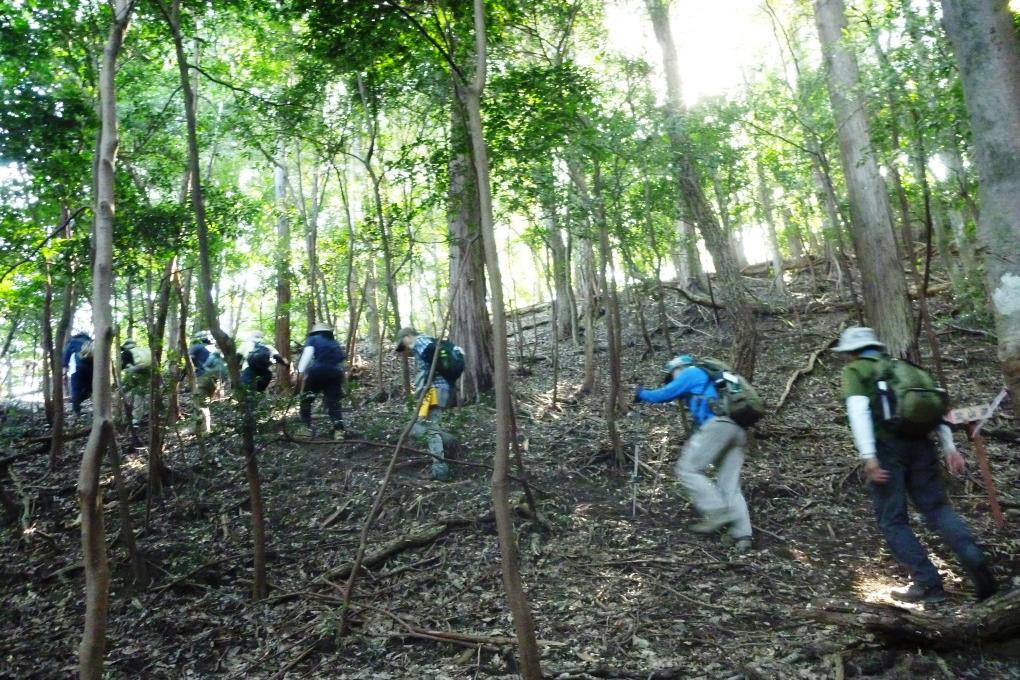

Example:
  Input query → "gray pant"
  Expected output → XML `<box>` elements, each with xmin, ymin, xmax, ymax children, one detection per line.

<box><xmin>675</xmin><ymin>417</ymin><xmax>752</xmax><ymax>539</ymax></box>
<box><xmin>411</xmin><ymin>386</ymin><xmax>453</xmax><ymax>475</ymax></box>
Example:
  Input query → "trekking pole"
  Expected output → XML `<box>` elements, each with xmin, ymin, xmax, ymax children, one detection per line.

<box><xmin>631</xmin><ymin>443</ymin><xmax>640</xmax><ymax>518</ymax></box>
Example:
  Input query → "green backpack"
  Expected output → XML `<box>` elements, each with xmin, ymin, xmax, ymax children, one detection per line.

<box><xmin>696</xmin><ymin>358</ymin><xmax>766</xmax><ymax>428</ymax></box>
<box><xmin>870</xmin><ymin>357</ymin><xmax>949</xmax><ymax>436</ymax></box>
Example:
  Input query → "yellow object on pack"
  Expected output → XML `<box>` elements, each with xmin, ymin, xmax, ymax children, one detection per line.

<box><xmin>418</xmin><ymin>387</ymin><xmax>439</xmax><ymax>417</ymax></box>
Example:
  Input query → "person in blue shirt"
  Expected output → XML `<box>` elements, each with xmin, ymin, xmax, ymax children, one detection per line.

<box><xmin>635</xmin><ymin>354</ymin><xmax>752</xmax><ymax>552</ymax></box>
<box><xmin>296</xmin><ymin>323</ymin><xmax>347</xmax><ymax>439</ymax></box>
<box><xmin>189</xmin><ymin>331</ymin><xmax>213</xmax><ymax>378</ymax></box>
<box><xmin>394</xmin><ymin>326</ymin><xmax>456</xmax><ymax>481</ymax></box>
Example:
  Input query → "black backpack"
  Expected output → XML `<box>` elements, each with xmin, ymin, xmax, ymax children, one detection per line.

<box><xmin>247</xmin><ymin>343</ymin><xmax>272</xmax><ymax>372</ymax></box>
<box><xmin>424</xmin><ymin>339</ymin><xmax>465</xmax><ymax>382</ymax></box>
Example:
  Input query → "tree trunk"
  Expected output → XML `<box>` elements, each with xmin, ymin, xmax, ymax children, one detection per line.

<box><xmin>146</xmin><ymin>258</ymin><xmax>176</xmax><ymax>503</ymax></box>
<box><xmin>814</xmin><ymin>0</ymin><xmax>914</xmax><ymax>358</ymax></box>
<box><xmin>465</xmin><ymin>1</ymin><xmax>543</xmax><ymax>675</ymax></box>
<box><xmin>755</xmin><ymin>161</ymin><xmax>787</xmax><ymax>295</ymax></box>
<box><xmin>448</xmin><ymin>84</ymin><xmax>495</xmax><ymax>402</ymax></box>
<box><xmin>79</xmin><ymin>3</ymin><xmax>132</xmax><ymax>676</ymax></box>
<box><xmin>274</xmin><ymin>139</ymin><xmax>292</xmax><ymax>393</ymax></box>
<box><xmin>647</xmin><ymin>0</ymin><xmax>758</xmax><ymax>376</ymax></box>
<box><xmin>40</xmin><ymin>319</ymin><xmax>53</xmax><ymax>427</ymax></box>
<box><xmin>165</xmin><ymin>271</ymin><xmax>182</xmax><ymax>424</ymax></box>
<box><xmin>594</xmin><ymin>161</ymin><xmax>625</xmax><ymax>467</ymax></box>
<box><xmin>783</xmin><ymin>207</ymin><xmax>806</xmax><ymax>262</ymax></box>
<box><xmin>940</xmin><ymin>0</ymin><xmax>1020</xmax><ymax>420</ymax></box>
<box><xmin>541</xmin><ymin>177</ymin><xmax>574</xmax><ymax>341</ymax></box>
<box><xmin>162</xmin><ymin>0</ymin><xmax>266</xmax><ymax>600</ymax></box>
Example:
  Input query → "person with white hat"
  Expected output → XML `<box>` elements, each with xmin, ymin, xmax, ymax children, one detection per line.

<box><xmin>834</xmin><ymin>326</ymin><xmax>997</xmax><ymax>603</ymax></box>
<box><xmin>238</xmin><ymin>330</ymin><xmax>287</xmax><ymax>392</ymax></box>
<box><xmin>634</xmin><ymin>354</ymin><xmax>753</xmax><ymax>553</ymax></box>
<box><xmin>295</xmin><ymin>322</ymin><xmax>347</xmax><ymax>439</ymax></box>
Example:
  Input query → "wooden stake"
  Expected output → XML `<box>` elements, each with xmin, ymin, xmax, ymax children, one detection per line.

<box><xmin>967</xmin><ymin>423</ymin><xmax>1005</xmax><ymax>529</ymax></box>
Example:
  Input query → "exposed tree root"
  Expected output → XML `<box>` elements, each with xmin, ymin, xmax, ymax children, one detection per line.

<box><xmin>806</xmin><ymin>590</ymin><xmax>1020</xmax><ymax>650</ymax></box>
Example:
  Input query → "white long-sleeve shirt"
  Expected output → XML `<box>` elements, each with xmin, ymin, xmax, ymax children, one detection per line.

<box><xmin>846</xmin><ymin>396</ymin><xmax>955</xmax><ymax>460</ymax></box>
<box><xmin>297</xmin><ymin>346</ymin><xmax>315</xmax><ymax>375</ymax></box>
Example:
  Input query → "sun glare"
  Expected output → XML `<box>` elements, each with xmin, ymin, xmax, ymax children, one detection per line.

<box><xmin>604</xmin><ymin>0</ymin><xmax>778</xmax><ymax>106</ymax></box>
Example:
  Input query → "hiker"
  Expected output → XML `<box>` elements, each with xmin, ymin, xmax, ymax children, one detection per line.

<box><xmin>62</xmin><ymin>331</ymin><xmax>94</xmax><ymax>417</ymax></box>
<box><xmin>834</xmin><ymin>326</ymin><xmax>997</xmax><ymax>603</ymax></box>
<box><xmin>295</xmin><ymin>322</ymin><xmax>347</xmax><ymax>439</ymax></box>
<box><xmin>634</xmin><ymin>354</ymin><xmax>757</xmax><ymax>553</ymax></box>
<box><xmin>238</xmin><ymin>331</ymin><xmax>287</xmax><ymax>393</ymax></box>
<box><xmin>190</xmin><ymin>331</ymin><xmax>226</xmax><ymax>433</ymax></box>
<box><xmin>120</xmin><ymin>338</ymin><xmax>152</xmax><ymax>425</ymax></box>
<box><xmin>189</xmin><ymin>331</ymin><xmax>213</xmax><ymax>377</ymax></box>
<box><xmin>393</xmin><ymin>327</ymin><xmax>464</xmax><ymax>481</ymax></box>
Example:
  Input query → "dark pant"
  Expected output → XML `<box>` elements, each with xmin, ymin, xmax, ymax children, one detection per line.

<box><xmin>70</xmin><ymin>368</ymin><xmax>93</xmax><ymax>414</ymax></box>
<box><xmin>241</xmin><ymin>367</ymin><xmax>272</xmax><ymax>392</ymax></box>
<box><xmin>300</xmin><ymin>365</ymin><xmax>344</xmax><ymax>429</ymax></box>
<box><xmin>869</xmin><ymin>436</ymin><xmax>986</xmax><ymax>588</ymax></box>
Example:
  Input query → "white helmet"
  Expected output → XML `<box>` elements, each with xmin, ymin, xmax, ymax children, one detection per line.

<box><xmin>665</xmin><ymin>354</ymin><xmax>695</xmax><ymax>373</ymax></box>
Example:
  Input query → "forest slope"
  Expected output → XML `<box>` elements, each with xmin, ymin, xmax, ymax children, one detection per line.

<box><xmin>1</xmin><ymin>275</ymin><xmax>1018</xmax><ymax>679</ymax></box>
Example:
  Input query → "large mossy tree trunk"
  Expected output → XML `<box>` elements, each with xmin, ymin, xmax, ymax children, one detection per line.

<box><xmin>78</xmin><ymin>3</ymin><xmax>132</xmax><ymax>677</ymax></box>
<box><xmin>940</xmin><ymin>0</ymin><xmax>1020</xmax><ymax>421</ymax></box>
<box><xmin>448</xmin><ymin>84</ymin><xmax>495</xmax><ymax>403</ymax></box>
<box><xmin>814</xmin><ymin>0</ymin><xmax>915</xmax><ymax>358</ymax></box>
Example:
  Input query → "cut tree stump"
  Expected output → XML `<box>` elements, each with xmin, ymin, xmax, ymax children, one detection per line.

<box><xmin>806</xmin><ymin>590</ymin><xmax>1020</xmax><ymax>650</ymax></box>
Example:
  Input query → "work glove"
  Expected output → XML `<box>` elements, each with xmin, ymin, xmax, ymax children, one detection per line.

<box><xmin>633</xmin><ymin>385</ymin><xmax>643</xmax><ymax>403</ymax></box>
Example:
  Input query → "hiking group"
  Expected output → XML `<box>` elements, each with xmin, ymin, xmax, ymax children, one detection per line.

<box><xmin>60</xmin><ymin>323</ymin><xmax>999</xmax><ymax>601</ymax></box>
<box><xmin>635</xmin><ymin>326</ymin><xmax>997</xmax><ymax>602</ymax></box>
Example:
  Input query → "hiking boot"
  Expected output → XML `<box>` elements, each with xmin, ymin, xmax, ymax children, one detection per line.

<box><xmin>691</xmin><ymin>512</ymin><xmax>735</xmax><ymax>534</ymax></box>
<box><xmin>721</xmin><ymin>534</ymin><xmax>753</xmax><ymax>553</ymax></box>
<box><xmin>890</xmin><ymin>582</ymin><xmax>946</xmax><ymax>604</ymax></box>
<box><xmin>431</xmin><ymin>461</ymin><xmax>451</xmax><ymax>481</ymax></box>
<box><xmin>331</xmin><ymin>428</ymin><xmax>346</xmax><ymax>441</ymax></box>
<box><xmin>293</xmin><ymin>424</ymin><xmax>313</xmax><ymax>438</ymax></box>
<box><xmin>969</xmin><ymin>564</ymin><xmax>998</xmax><ymax>601</ymax></box>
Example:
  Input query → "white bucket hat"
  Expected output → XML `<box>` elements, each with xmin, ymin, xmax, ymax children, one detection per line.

<box><xmin>310</xmin><ymin>322</ymin><xmax>332</xmax><ymax>334</ymax></box>
<box><xmin>833</xmin><ymin>327</ymin><xmax>886</xmax><ymax>353</ymax></box>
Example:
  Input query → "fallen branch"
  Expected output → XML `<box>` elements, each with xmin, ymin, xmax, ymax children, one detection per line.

<box><xmin>661</xmin><ymin>284</ymin><xmax>786</xmax><ymax>315</ymax></box>
<box><xmin>23</xmin><ymin>427</ymin><xmax>91</xmax><ymax>445</ymax></box>
<box><xmin>775</xmin><ymin>333</ymin><xmax>840</xmax><ymax>412</ymax></box>
<box><xmin>322</xmin><ymin>512</ymin><xmax>494</xmax><ymax>583</ymax></box>
<box><xmin>150</xmin><ymin>554</ymin><xmax>244</xmax><ymax>596</ymax></box>
<box><xmin>944</xmin><ymin>324</ymin><xmax>997</xmax><ymax>341</ymax></box>
<box><xmin>362</xmin><ymin>603</ymin><xmax>565</xmax><ymax>651</ymax></box>
<box><xmin>805</xmin><ymin>589</ymin><xmax>1020</xmax><ymax>650</ymax></box>
<box><xmin>550</xmin><ymin>666</ymin><xmax>688</xmax><ymax>679</ymax></box>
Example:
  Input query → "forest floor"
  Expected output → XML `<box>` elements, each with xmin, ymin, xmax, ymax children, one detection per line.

<box><xmin>2</xmin><ymin>272</ymin><xmax>1020</xmax><ymax>679</ymax></box>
